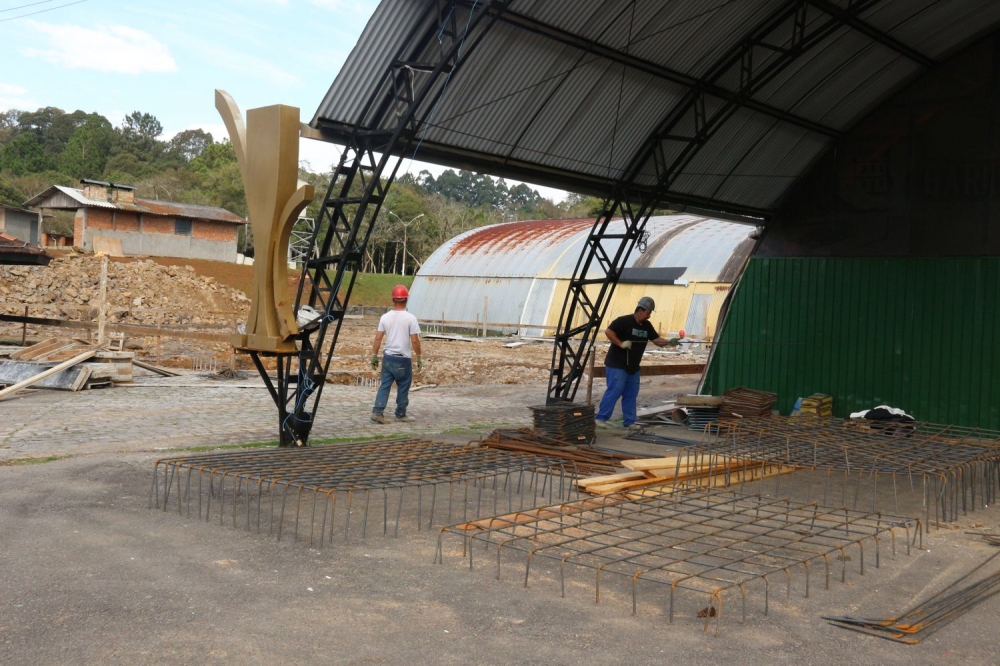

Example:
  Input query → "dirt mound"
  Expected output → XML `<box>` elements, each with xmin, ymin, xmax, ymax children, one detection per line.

<box><xmin>0</xmin><ymin>253</ymin><xmax>249</xmax><ymax>327</ymax></box>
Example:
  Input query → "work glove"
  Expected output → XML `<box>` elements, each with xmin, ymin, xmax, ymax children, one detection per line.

<box><xmin>370</xmin><ymin>355</ymin><xmax>379</xmax><ymax>370</ymax></box>
<box><xmin>416</xmin><ymin>357</ymin><xmax>423</xmax><ymax>374</ymax></box>
<box><xmin>666</xmin><ymin>337</ymin><xmax>682</xmax><ymax>347</ymax></box>
<box><xmin>620</xmin><ymin>340</ymin><xmax>632</xmax><ymax>349</ymax></box>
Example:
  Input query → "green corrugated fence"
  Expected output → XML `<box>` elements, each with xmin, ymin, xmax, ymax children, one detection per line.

<box><xmin>702</xmin><ymin>257</ymin><xmax>1000</xmax><ymax>429</ymax></box>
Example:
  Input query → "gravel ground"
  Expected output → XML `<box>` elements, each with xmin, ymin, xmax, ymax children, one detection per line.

<box><xmin>2</xmin><ymin>373</ymin><xmax>1000</xmax><ymax>665</ymax></box>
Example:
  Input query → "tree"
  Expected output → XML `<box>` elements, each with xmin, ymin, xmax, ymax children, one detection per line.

<box><xmin>190</xmin><ymin>140</ymin><xmax>237</xmax><ymax>173</ymax></box>
<box><xmin>0</xmin><ymin>132</ymin><xmax>51</xmax><ymax>175</ymax></box>
<box><xmin>59</xmin><ymin>114</ymin><xmax>114</xmax><ymax>177</ymax></box>
<box><xmin>167</xmin><ymin>128</ymin><xmax>213</xmax><ymax>162</ymax></box>
<box><xmin>116</xmin><ymin>111</ymin><xmax>164</xmax><ymax>165</ymax></box>
<box><xmin>43</xmin><ymin>109</ymin><xmax>88</xmax><ymax>159</ymax></box>
<box><xmin>0</xmin><ymin>110</ymin><xmax>20</xmax><ymax>144</ymax></box>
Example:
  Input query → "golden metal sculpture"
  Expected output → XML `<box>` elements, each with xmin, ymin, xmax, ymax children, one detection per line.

<box><xmin>215</xmin><ymin>89</ymin><xmax>315</xmax><ymax>353</ymax></box>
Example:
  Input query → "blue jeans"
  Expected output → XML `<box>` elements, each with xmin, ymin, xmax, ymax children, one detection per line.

<box><xmin>373</xmin><ymin>354</ymin><xmax>412</xmax><ymax>417</ymax></box>
<box><xmin>596</xmin><ymin>367</ymin><xmax>640</xmax><ymax>426</ymax></box>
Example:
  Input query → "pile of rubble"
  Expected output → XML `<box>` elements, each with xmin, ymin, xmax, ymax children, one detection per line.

<box><xmin>0</xmin><ymin>253</ymin><xmax>249</xmax><ymax>328</ymax></box>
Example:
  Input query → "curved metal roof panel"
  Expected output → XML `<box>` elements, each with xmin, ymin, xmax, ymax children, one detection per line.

<box><xmin>313</xmin><ymin>0</ymin><xmax>1000</xmax><ymax>218</ymax></box>
<box><xmin>419</xmin><ymin>214</ymin><xmax>753</xmax><ymax>283</ymax></box>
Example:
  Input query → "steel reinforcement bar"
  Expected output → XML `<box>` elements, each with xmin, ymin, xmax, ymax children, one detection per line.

<box><xmin>684</xmin><ymin>417</ymin><xmax>1000</xmax><ymax>525</ymax></box>
<box><xmin>150</xmin><ymin>438</ymin><xmax>578</xmax><ymax>545</ymax></box>
<box><xmin>436</xmin><ymin>488</ymin><xmax>919</xmax><ymax>633</ymax></box>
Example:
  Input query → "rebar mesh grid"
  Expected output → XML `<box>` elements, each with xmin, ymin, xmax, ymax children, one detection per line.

<box><xmin>683</xmin><ymin>417</ymin><xmax>1000</xmax><ymax>525</ymax></box>
<box><xmin>149</xmin><ymin>438</ymin><xmax>578</xmax><ymax>545</ymax></box>
<box><xmin>436</xmin><ymin>489</ymin><xmax>919</xmax><ymax>632</ymax></box>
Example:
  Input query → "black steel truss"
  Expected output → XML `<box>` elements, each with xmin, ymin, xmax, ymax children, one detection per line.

<box><xmin>545</xmin><ymin>0</ymin><xmax>902</xmax><ymax>404</ymax></box>
<box><xmin>253</xmin><ymin>0</ymin><xmax>513</xmax><ymax>446</ymax></box>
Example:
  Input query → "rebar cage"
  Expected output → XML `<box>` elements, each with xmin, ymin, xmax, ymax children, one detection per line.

<box><xmin>682</xmin><ymin>417</ymin><xmax>1000</xmax><ymax>525</ymax></box>
<box><xmin>149</xmin><ymin>438</ymin><xmax>579</xmax><ymax>545</ymax></box>
<box><xmin>437</xmin><ymin>488</ymin><xmax>920</xmax><ymax>632</ymax></box>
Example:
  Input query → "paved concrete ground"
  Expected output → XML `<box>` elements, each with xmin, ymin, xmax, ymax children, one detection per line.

<box><xmin>2</xmin><ymin>373</ymin><xmax>1000</xmax><ymax>664</ymax></box>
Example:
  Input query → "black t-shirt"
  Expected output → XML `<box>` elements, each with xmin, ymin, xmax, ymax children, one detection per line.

<box><xmin>604</xmin><ymin>313</ymin><xmax>659</xmax><ymax>374</ymax></box>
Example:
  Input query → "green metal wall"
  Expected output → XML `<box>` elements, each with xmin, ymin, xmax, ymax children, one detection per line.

<box><xmin>703</xmin><ymin>257</ymin><xmax>1000</xmax><ymax>429</ymax></box>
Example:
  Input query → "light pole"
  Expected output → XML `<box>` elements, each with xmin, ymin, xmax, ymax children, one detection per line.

<box><xmin>388</xmin><ymin>212</ymin><xmax>424</xmax><ymax>275</ymax></box>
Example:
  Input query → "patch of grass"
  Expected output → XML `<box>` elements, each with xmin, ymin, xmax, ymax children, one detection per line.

<box><xmin>440</xmin><ymin>423</ymin><xmax>497</xmax><ymax>435</ymax></box>
<box><xmin>0</xmin><ymin>455</ymin><xmax>62</xmax><ymax>466</ymax></box>
<box><xmin>337</xmin><ymin>273</ymin><xmax>414</xmax><ymax>308</ymax></box>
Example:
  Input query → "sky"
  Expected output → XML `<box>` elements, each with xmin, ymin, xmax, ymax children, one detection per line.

<box><xmin>0</xmin><ymin>0</ymin><xmax>568</xmax><ymax>201</ymax></box>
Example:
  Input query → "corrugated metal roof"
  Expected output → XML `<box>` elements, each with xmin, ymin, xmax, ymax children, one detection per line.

<box><xmin>312</xmin><ymin>0</ymin><xmax>1000</xmax><ymax>218</ymax></box>
<box><xmin>0</xmin><ymin>233</ymin><xmax>51</xmax><ymax>265</ymax></box>
<box><xmin>23</xmin><ymin>186</ymin><xmax>246</xmax><ymax>224</ymax></box>
<box><xmin>418</xmin><ymin>214</ymin><xmax>753</xmax><ymax>282</ymax></box>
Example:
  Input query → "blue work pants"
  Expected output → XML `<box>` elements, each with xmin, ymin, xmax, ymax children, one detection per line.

<box><xmin>595</xmin><ymin>367</ymin><xmax>640</xmax><ymax>426</ymax></box>
<box><xmin>373</xmin><ymin>355</ymin><xmax>412</xmax><ymax>417</ymax></box>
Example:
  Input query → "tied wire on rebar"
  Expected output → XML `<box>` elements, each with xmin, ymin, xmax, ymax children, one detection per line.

<box><xmin>436</xmin><ymin>488</ymin><xmax>919</xmax><ymax>633</ymax></box>
<box><xmin>825</xmin><ymin>536</ymin><xmax>1000</xmax><ymax>644</ymax></box>
<box><xmin>682</xmin><ymin>417</ymin><xmax>1000</xmax><ymax>526</ymax></box>
<box><xmin>149</xmin><ymin>438</ymin><xmax>578</xmax><ymax>545</ymax></box>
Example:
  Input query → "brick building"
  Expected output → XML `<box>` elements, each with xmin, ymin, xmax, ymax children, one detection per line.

<box><xmin>24</xmin><ymin>180</ymin><xmax>247</xmax><ymax>262</ymax></box>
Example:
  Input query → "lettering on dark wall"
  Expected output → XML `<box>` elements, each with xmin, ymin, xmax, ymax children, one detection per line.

<box><xmin>915</xmin><ymin>161</ymin><xmax>996</xmax><ymax>200</ymax></box>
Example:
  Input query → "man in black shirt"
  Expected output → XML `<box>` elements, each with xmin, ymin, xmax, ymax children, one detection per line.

<box><xmin>595</xmin><ymin>296</ymin><xmax>676</xmax><ymax>430</ymax></box>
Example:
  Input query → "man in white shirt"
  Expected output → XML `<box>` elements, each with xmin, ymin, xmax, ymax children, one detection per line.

<box><xmin>370</xmin><ymin>285</ymin><xmax>422</xmax><ymax>423</ymax></box>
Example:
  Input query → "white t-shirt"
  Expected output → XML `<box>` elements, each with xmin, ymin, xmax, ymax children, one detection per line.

<box><xmin>377</xmin><ymin>309</ymin><xmax>421</xmax><ymax>358</ymax></box>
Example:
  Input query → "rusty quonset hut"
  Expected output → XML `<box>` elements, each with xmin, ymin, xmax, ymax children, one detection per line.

<box><xmin>410</xmin><ymin>215</ymin><xmax>754</xmax><ymax>338</ymax></box>
<box><xmin>285</xmin><ymin>0</ymin><xmax>1000</xmax><ymax>442</ymax></box>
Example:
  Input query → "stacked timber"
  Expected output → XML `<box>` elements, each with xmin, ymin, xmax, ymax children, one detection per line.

<box><xmin>794</xmin><ymin>393</ymin><xmax>833</xmax><ymax>417</ymax></box>
<box><xmin>577</xmin><ymin>454</ymin><xmax>794</xmax><ymax>497</ymax></box>
<box><xmin>0</xmin><ymin>337</ymin><xmax>134</xmax><ymax>397</ymax></box>
<box><xmin>720</xmin><ymin>387</ymin><xmax>777</xmax><ymax>419</ymax></box>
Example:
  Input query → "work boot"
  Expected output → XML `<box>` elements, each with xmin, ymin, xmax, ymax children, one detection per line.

<box><xmin>594</xmin><ymin>419</ymin><xmax>609</xmax><ymax>430</ymax></box>
<box><xmin>395</xmin><ymin>415</ymin><xmax>415</xmax><ymax>423</ymax></box>
<box><xmin>626</xmin><ymin>423</ymin><xmax>644</xmax><ymax>433</ymax></box>
<box><xmin>371</xmin><ymin>413</ymin><xmax>390</xmax><ymax>424</ymax></box>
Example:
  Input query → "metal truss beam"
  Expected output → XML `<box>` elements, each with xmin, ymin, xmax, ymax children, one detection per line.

<box><xmin>547</xmin><ymin>0</ymin><xmax>895</xmax><ymax>405</ymax></box>
<box><xmin>626</xmin><ymin>0</ymin><xmax>887</xmax><ymax>188</ymax></box>
<box><xmin>469</xmin><ymin>1</ymin><xmax>842</xmax><ymax>140</ymax></box>
<box><xmin>546</xmin><ymin>191</ymin><xmax>659</xmax><ymax>404</ymax></box>
<box><xmin>259</xmin><ymin>0</ymin><xmax>513</xmax><ymax>446</ymax></box>
<box><xmin>806</xmin><ymin>0</ymin><xmax>935</xmax><ymax>69</ymax></box>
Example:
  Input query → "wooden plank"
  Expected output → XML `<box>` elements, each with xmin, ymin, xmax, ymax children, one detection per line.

<box><xmin>589</xmin><ymin>364</ymin><xmax>706</xmax><ymax>378</ymax></box>
<box><xmin>0</xmin><ymin>349</ymin><xmax>97</xmax><ymax>400</ymax></box>
<box><xmin>131</xmin><ymin>359</ymin><xmax>181</xmax><ymax>377</ymax></box>
<box><xmin>69</xmin><ymin>365</ymin><xmax>93</xmax><ymax>391</ymax></box>
<box><xmin>621</xmin><ymin>456</ymin><xmax>683</xmax><ymax>472</ymax></box>
<box><xmin>577</xmin><ymin>470</ymin><xmax>646</xmax><ymax>488</ymax></box>
<box><xmin>10</xmin><ymin>338</ymin><xmax>64</xmax><ymax>361</ymax></box>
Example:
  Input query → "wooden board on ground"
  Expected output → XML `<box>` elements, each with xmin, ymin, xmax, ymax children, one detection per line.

<box><xmin>0</xmin><ymin>362</ymin><xmax>93</xmax><ymax>392</ymax></box>
<box><xmin>0</xmin><ymin>349</ymin><xmax>98</xmax><ymax>398</ymax></box>
<box><xmin>577</xmin><ymin>470</ymin><xmax>647</xmax><ymax>488</ymax></box>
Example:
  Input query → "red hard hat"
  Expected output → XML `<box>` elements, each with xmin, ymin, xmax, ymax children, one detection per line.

<box><xmin>392</xmin><ymin>285</ymin><xmax>409</xmax><ymax>300</ymax></box>
<box><xmin>679</xmin><ymin>329</ymin><xmax>686</xmax><ymax>338</ymax></box>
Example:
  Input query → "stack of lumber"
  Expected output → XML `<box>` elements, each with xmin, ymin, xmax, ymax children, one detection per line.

<box><xmin>794</xmin><ymin>393</ymin><xmax>833</xmax><ymax>417</ymax></box>
<box><xmin>482</xmin><ymin>428</ymin><xmax>634</xmax><ymax>475</ymax></box>
<box><xmin>720</xmin><ymin>387</ymin><xmax>778</xmax><ymax>419</ymax></box>
<box><xmin>577</xmin><ymin>454</ymin><xmax>794</xmax><ymax>496</ymax></box>
<box><xmin>0</xmin><ymin>338</ymin><xmax>135</xmax><ymax>398</ymax></box>
<box><xmin>529</xmin><ymin>402</ymin><xmax>595</xmax><ymax>443</ymax></box>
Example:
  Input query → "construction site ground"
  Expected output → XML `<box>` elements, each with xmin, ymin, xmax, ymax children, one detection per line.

<box><xmin>3</xmin><ymin>256</ymin><xmax>1000</xmax><ymax>664</ymax></box>
<box><xmin>2</xmin><ymin>370</ymin><xmax>1000</xmax><ymax>665</ymax></box>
